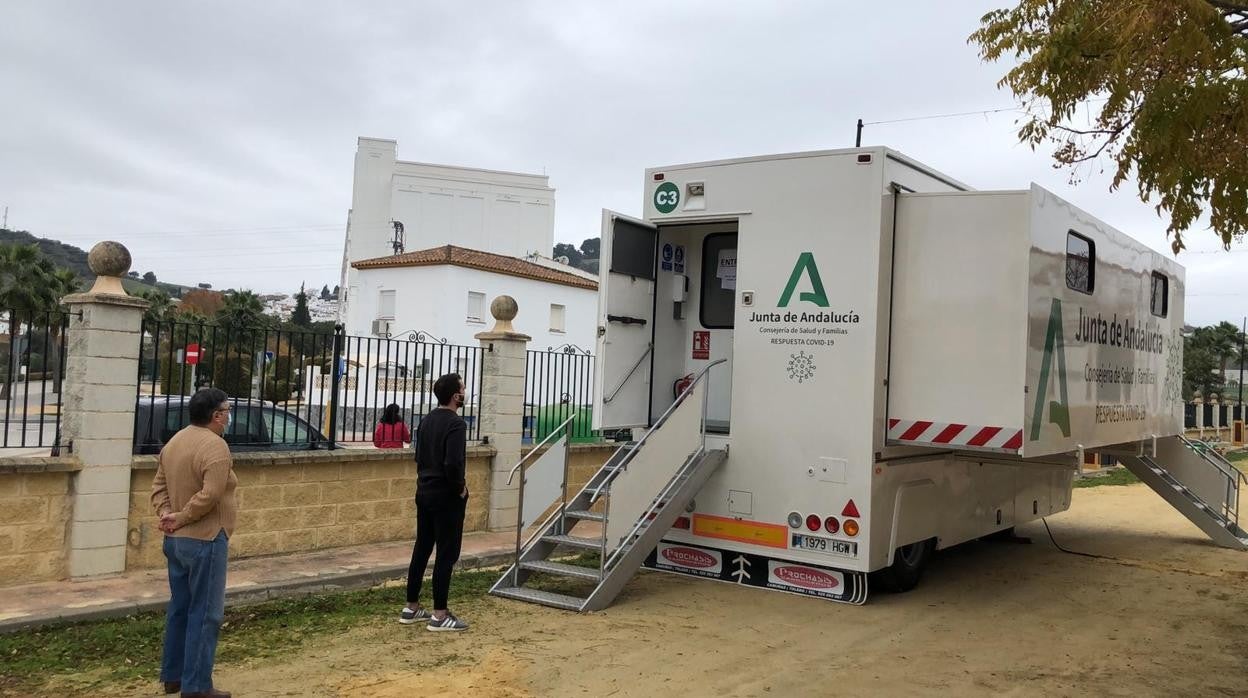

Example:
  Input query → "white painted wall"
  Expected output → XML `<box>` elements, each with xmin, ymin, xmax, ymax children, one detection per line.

<box><xmin>345</xmin><ymin>264</ymin><xmax>596</xmax><ymax>354</ymax></box>
<box><xmin>338</xmin><ymin>137</ymin><xmax>556</xmax><ymax>321</ymax></box>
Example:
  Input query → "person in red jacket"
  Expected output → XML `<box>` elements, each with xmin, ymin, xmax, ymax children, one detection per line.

<box><xmin>373</xmin><ymin>404</ymin><xmax>411</xmax><ymax>448</ymax></box>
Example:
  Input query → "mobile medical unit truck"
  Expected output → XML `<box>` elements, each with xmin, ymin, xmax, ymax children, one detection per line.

<box><xmin>491</xmin><ymin>147</ymin><xmax>1246</xmax><ymax>610</ymax></box>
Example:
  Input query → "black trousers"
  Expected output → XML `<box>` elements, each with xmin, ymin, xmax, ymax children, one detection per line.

<box><xmin>406</xmin><ymin>492</ymin><xmax>467</xmax><ymax>609</ymax></box>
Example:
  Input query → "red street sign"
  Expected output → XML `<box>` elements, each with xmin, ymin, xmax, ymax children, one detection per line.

<box><xmin>692</xmin><ymin>331</ymin><xmax>710</xmax><ymax>360</ymax></box>
<box><xmin>185</xmin><ymin>343</ymin><xmax>201</xmax><ymax>366</ymax></box>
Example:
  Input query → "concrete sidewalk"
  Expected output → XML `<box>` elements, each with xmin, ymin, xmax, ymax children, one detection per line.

<box><xmin>0</xmin><ymin>531</ymin><xmax>517</xmax><ymax>633</ymax></box>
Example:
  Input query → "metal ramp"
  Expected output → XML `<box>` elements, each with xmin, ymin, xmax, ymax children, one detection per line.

<box><xmin>1118</xmin><ymin>436</ymin><xmax>1248</xmax><ymax>550</ymax></box>
<box><xmin>490</xmin><ymin>361</ymin><xmax>727</xmax><ymax>612</ymax></box>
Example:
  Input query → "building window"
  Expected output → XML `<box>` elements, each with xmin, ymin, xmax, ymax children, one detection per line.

<box><xmin>377</xmin><ymin>290</ymin><xmax>396</xmax><ymax>319</ymax></box>
<box><xmin>1065</xmin><ymin>231</ymin><xmax>1095</xmax><ymax>295</ymax></box>
<box><xmin>467</xmin><ymin>291</ymin><xmax>485</xmax><ymax>323</ymax></box>
<box><xmin>1150</xmin><ymin>272</ymin><xmax>1168</xmax><ymax>318</ymax></box>
<box><xmin>550</xmin><ymin>304</ymin><xmax>566</xmax><ymax>333</ymax></box>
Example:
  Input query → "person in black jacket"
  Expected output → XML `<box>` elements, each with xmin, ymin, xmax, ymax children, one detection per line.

<box><xmin>400</xmin><ymin>373</ymin><xmax>470</xmax><ymax>631</ymax></box>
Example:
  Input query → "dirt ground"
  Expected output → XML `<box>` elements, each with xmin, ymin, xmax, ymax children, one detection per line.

<box><xmin>144</xmin><ymin>483</ymin><xmax>1248</xmax><ymax>697</ymax></box>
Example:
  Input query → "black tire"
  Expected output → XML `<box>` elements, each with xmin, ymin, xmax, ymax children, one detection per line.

<box><xmin>871</xmin><ymin>538</ymin><xmax>936</xmax><ymax>593</ymax></box>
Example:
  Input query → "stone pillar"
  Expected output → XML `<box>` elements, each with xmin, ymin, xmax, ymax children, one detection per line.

<box><xmin>475</xmin><ymin>296</ymin><xmax>530</xmax><ymax>531</ymax></box>
<box><xmin>61</xmin><ymin>241</ymin><xmax>148</xmax><ymax>578</ymax></box>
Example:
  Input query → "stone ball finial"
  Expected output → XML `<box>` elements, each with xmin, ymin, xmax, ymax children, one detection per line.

<box><xmin>85</xmin><ymin>241</ymin><xmax>133</xmax><ymax>296</ymax></box>
<box><xmin>88</xmin><ymin>241</ymin><xmax>132</xmax><ymax>278</ymax></box>
<box><xmin>482</xmin><ymin>295</ymin><xmax>522</xmax><ymax>336</ymax></box>
<box><xmin>491</xmin><ymin>295</ymin><xmax>518</xmax><ymax>322</ymax></box>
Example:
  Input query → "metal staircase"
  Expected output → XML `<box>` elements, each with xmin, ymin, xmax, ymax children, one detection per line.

<box><xmin>489</xmin><ymin>361</ymin><xmax>727</xmax><ymax>612</ymax></box>
<box><xmin>1119</xmin><ymin>435</ymin><xmax>1248</xmax><ymax>550</ymax></box>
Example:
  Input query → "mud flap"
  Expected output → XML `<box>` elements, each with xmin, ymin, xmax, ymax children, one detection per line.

<box><xmin>642</xmin><ymin>539</ymin><xmax>868</xmax><ymax>605</ymax></box>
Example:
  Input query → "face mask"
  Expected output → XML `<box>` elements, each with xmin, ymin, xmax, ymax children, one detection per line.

<box><xmin>455</xmin><ymin>393</ymin><xmax>465</xmax><ymax>408</ymax></box>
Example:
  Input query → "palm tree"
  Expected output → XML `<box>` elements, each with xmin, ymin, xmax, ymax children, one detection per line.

<box><xmin>137</xmin><ymin>288</ymin><xmax>174</xmax><ymax>326</ymax></box>
<box><xmin>0</xmin><ymin>244</ymin><xmax>54</xmax><ymax>399</ymax></box>
<box><xmin>218</xmin><ymin>290</ymin><xmax>266</xmax><ymax>329</ymax></box>
<box><xmin>1209</xmin><ymin>321</ymin><xmax>1242</xmax><ymax>388</ymax></box>
<box><xmin>42</xmin><ymin>266</ymin><xmax>80</xmax><ymax>395</ymax></box>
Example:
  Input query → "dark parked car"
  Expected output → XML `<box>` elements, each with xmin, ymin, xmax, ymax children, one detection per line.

<box><xmin>134</xmin><ymin>396</ymin><xmax>329</xmax><ymax>454</ymax></box>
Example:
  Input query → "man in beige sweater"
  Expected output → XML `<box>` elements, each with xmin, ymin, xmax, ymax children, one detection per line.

<box><xmin>151</xmin><ymin>388</ymin><xmax>237</xmax><ymax>698</ymax></box>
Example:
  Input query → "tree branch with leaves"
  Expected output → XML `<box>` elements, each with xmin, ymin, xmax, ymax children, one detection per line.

<box><xmin>971</xmin><ymin>0</ymin><xmax>1248</xmax><ymax>252</ymax></box>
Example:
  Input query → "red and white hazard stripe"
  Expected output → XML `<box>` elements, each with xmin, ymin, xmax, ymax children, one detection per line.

<box><xmin>887</xmin><ymin>419</ymin><xmax>1023</xmax><ymax>452</ymax></box>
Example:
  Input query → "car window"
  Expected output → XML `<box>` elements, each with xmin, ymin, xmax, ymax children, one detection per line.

<box><xmin>264</xmin><ymin>407</ymin><xmax>312</xmax><ymax>445</ymax></box>
<box><xmin>224</xmin><ymin>403</ymin><xmax>265</xmax><ymax>446</ymax></box>
<box><xmin>161</xmin><ymin>403</ymin><xmax>190</xmax><ymax>443</ymax></box>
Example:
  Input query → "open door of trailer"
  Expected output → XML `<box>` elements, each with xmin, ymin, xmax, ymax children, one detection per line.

<box><xmin>593</xmin><ymin>210</ymin><xmax>658</xmax><ymax>430</ymax></box>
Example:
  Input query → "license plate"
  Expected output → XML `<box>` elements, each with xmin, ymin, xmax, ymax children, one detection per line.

<box><xmin>791</xmin><ymin>533</ymin><xmax>857</xmax><ymax>557</ymax></box>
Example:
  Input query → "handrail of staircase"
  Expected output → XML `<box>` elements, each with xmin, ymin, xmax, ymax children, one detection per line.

<box><xmin>508</xmin><ymin>413</ymin><xmax>578</xmax><ymax>587</ymax></box>
<box><xmin>603</xmin><ymin>344</ymin><xmax>653</xmax><ymax>403</ymax></box>
<box><xmin>1179</xmin><ymin>435</ymin><xmax>1245</xmax><ymax>528</ymax></box>
<box><xmin>590</xmin><ymin>358</ymin><xmax>727</xmax><ymax>503</ymax></box>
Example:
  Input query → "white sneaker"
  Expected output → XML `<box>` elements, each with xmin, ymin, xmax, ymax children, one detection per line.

<box><xmin>399</xmin><ymin>607</ymin><xmax>431</xmax><ymax>625</ymax></box>
<box><xmin>426</xmin><ymin>612</ymin><xmax>468</xmax><ymax>632</ymax></box>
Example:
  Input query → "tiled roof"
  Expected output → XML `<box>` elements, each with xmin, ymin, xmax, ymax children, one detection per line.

<box><xmin>352</xmin><ymin>245</ymin><xmax>598</xmax><ymax>290</ymax></box>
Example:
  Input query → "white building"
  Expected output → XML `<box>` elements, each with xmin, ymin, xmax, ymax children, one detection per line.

<box><xmin>347</xmin><ymin>244</ymin><xmax>597</xmax><ymax>353</ymax></box>
<box><xmin>338</xmin><ymin>136</ymin><xmax>557</xmax><ymax>321</ymax></box>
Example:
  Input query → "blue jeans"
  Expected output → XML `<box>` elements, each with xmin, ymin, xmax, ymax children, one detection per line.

<box><xmin>160</xmin><ymin>530</ymin><xmax>228</xmax><ymax>693</ymax></box>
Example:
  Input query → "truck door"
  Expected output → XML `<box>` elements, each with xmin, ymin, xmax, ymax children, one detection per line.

<box><xmin>592</xmin><ymin>210</ymin><xmax>658</xmax><ymax>430</ymax></box>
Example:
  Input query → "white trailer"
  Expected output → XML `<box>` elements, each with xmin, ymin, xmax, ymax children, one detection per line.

<box><xmin>491</xmin><ymin>148</ymin><xmax>1247</xmax><ymax>610</ymax></box>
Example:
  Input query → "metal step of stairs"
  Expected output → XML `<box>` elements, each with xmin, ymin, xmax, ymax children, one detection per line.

<box><xmin>491</xmin><ymin>586</ymin><xmax>585</xmax><ymax>611</ymax></box>
<box><xmin>491</xmin><ymin>446</ymin><xmax>727</xmax><ymax>612</ymax></box>
<box><xmin>541</xmin><ymin>534</ymin><xmax>603</xmax><ymax>550</ymax></box>
<box><xmin>519</xmin><ymin>559</ymin><xmax>603</xmax><ymax>581</ymax></box>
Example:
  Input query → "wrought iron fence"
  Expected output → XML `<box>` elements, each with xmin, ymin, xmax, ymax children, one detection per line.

<box><xmin>0</xmin><ymin>309</ymin><xmax>71</xmax><ymax>454</ymax></box>
<box><xmin>135</xmin><ymin>320</ymin><xmax>483</xmax><ymax>453</ymax></box>
<box><xmin>333</xmin><ymin>331</ymin><xmax>483</xmax><ymax>444</ymax></box>
<box><xmin>1184</xmin><ymin>403</ymin><xmax>1246</xmax><ymax>430</ymax></box>
<box><xmin>523</xmin><ymin>345</ymin><xmax>597</xmax><ymax>443</ymax></box>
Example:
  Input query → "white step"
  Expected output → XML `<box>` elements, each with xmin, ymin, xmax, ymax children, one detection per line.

<box><xmin>520</xmin><ymin>559</ymin><xmax>602</xmax><ymax>581</ymax></box>
<box><xmin>491</xmin><ymin>586</ymin><xmax>585</xmax><ymax>611</ymax></box>
<box><xmin>564</xmin><ymin>509</ymin><xmax>604</xmax><ymax>522</ymax></box>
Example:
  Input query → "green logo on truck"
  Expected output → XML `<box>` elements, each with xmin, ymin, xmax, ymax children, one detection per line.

<box><xmin>653</xmin><ymin>182</ymin><xmax>680</xmax><ymax>214</ymax></box>
<box><xmin>778</xmin><ymin>252</ymin><xmax>829</xmax><ymax>308</ymax></box>
<box><xmin>1030</xmin><ymin>298</ymin><xmax>1072</xmax><ymax>441</ymax></box>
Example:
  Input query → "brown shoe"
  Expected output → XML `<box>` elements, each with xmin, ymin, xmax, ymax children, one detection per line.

<box><xmin>181</xmin><ymin>691</ymin><xmax>230</xmax><ymax>698</ymax></box>
<box><xmin>163</xmin><ymin>682</ymin><xmax>180</xmax><ymax>694</ymax></box>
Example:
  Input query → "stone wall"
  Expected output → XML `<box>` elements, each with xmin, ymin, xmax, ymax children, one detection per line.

<box><xmin>126</xmin><ymin>445</ymin><xmax>495</xmax><ymax>569</ymax></box>
<box><xmin>0</xmin><ymin>459</ymin><xmax>79</xmax><ymax>587</ymax></box>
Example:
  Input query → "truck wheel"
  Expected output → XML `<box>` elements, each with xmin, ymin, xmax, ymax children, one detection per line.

<box><xmin>871</xmin><ymin>538</ymin><xmax>936</xmax><ymax>593</ymax></box>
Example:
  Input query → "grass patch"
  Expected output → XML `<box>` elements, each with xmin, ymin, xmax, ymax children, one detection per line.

<box><xmin>1225</xmin><ymin>449</ymin><xmax>1248</xmax><ymax>464</ymax></box>
<box><xmin>1074</xmin><ymin>467</ymin><xmax>1140</xmax><ymax>488</ymax></box>
<box><xmin>0</xmin><ymin>566</ymin><xmax>502</xmax><ymax>695</ymax></box>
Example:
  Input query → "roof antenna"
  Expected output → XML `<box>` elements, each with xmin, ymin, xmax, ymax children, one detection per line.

<box><xmin>391</xmin><ymin>220</ymin><xmax>405</xmax><ymax>255</ymax></box>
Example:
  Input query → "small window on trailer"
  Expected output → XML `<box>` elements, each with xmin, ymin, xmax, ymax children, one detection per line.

<box><xmin>1150</xmin><ymin>272</ymin><xmax>1168</xmax><ymax>318</ymax></box>
<box><xmin>1065</xmin><ymin>231</ymin><xmax>1095</xmax><ymax>295</ymax></box>
<box><xmin>700</xmin><ymin>233</ymin><xmax>737</xmax><ymax>329</ymax></box>
<box><xmin>610</xmin><ymin>218</ymin><xmax>657</xmax><ymax>280</ymax></box>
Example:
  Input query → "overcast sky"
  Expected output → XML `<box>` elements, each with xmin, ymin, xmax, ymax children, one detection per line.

<box><xmin>1</xmin><ymin>1</ymin><xmax>1243</xmax><ymax>326</ymax></box>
